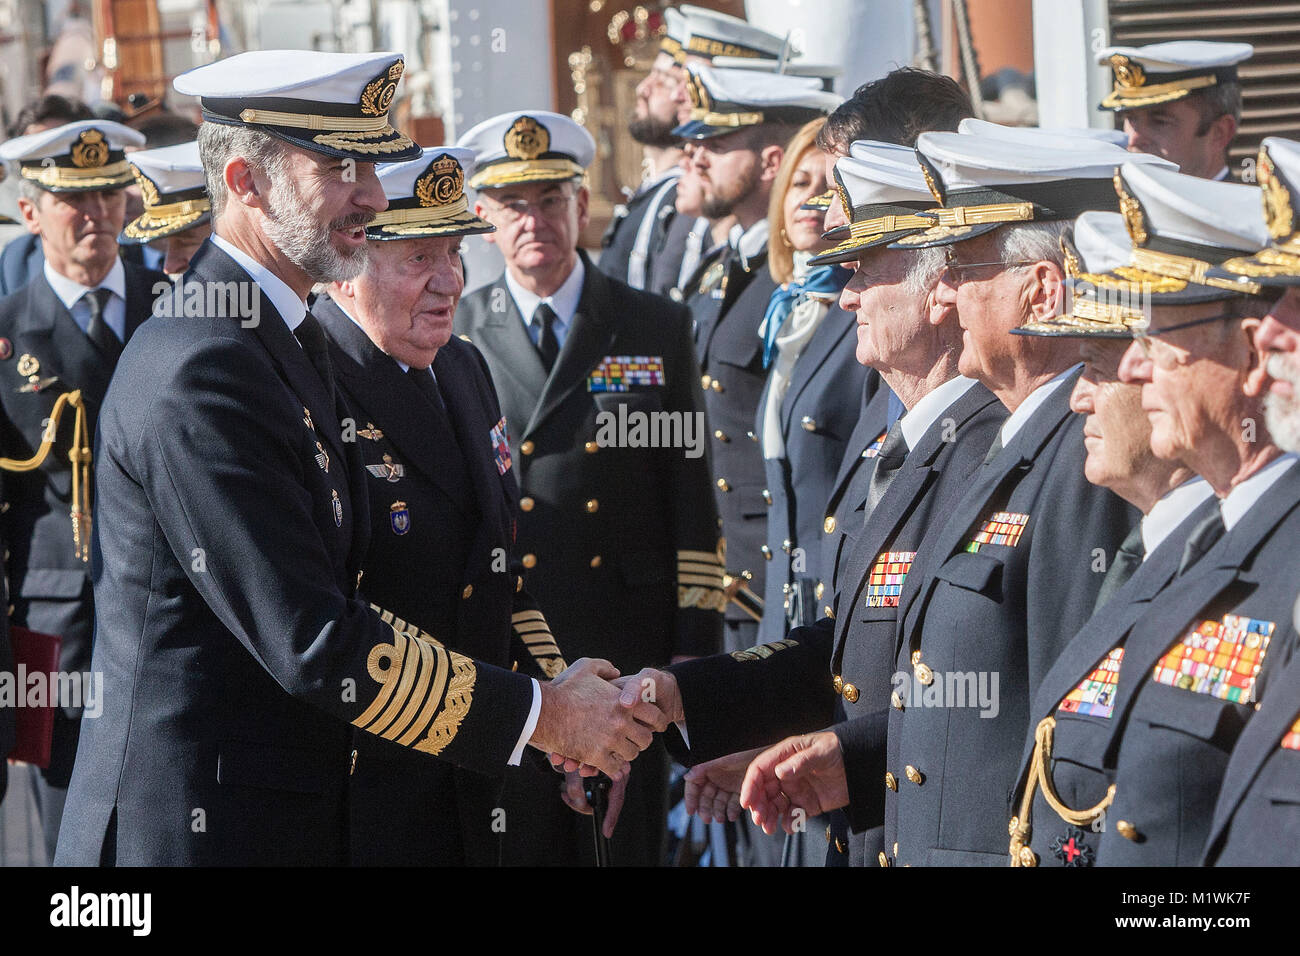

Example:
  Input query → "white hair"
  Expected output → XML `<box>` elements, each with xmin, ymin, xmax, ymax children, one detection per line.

<box><xmin>903</xmin><ymin>245</ymin><xmax>946</xmax><ymax>298</ymax></box>
<box><xmin>197</xmin><ymin>123</ymin><xmax>290</xmax><ymax>218</ymax></box>
<box><xmin>996</xmin><ymin>219</ymin><xmax>1071</xmax><ymax>271</ymax></box>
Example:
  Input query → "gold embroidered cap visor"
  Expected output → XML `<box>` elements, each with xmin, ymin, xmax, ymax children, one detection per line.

<box><xmin>672</xmin><ymin>104</ymin><xmax>825</xmax><ymax>140</ymax></box>
<box><xmin>366</xmin><ymin>197</ymin><xmax>495</xmax><ymax>240</ymax></box>
<box><xmin>19</xmin><ymin>154</ymin><xmax>134</xmax><ymax>193</ymax></box>
<box><xmin>466</xmin><ymin>156</ymin><xmax>586</xmax><ymax>190</ymax></box>
<box><xmin>1209</xmin><ymin>246</ymin><xmax>1300</xmax><ymax>288</ymax></box>
<box><xmin>1013</xmin><ymin>275</ymin><xmax>1149</xmax><ymax>338</ymax></box>
<box><xmin>810</xmin><ymin>203</ymin><xmax>935</xmax><ymax>266</ymax></box>
<box><xmin>888</xmin><ymin>178</ymin><xmax>1125</xmax><ymax>250</ymax></box>
<box><xmin>1100</xmin><ymin>62</ymin><xmax>1238</xmax><ymax>111</ymax></box>
<box><xmin>196</xmin><ymin>94</ymin><xmax>420</xmax><ymax>163</ymax></box>
<box><xmin>120</xmin><ymin>179</ymin><xmax>211</xmax><ymax>243</ymax></box>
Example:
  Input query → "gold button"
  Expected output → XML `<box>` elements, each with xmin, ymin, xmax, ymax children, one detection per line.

<box><xmin>911</xmin><ymin>650</ymin><xmax>923</xmax><ymax>666</ymax></box>
<box><xmin>584</xmin><ymin>441</ymin><xmax>598</xmax><ymax>454</ymax></box>
<box><xmin>815</xmin><ymin>582</ymin><xmax>825</xmax><ymax>600</ymax></box>
<box><xmin>520</xmin><ymin>440</ymin><xmax>535</xmax><ymax>456</ymax></box>
<box><xmin>878</xmin><ymin>851</ymin><xmax>890</xmax><ymax>868</ymax></box>
<box><xmin>747</xmin><ymin>430</ymin><xmax>758</xmax><ymax>442</ymax></box>
<box><xmin>891</xmin><ymin>691</ymin><xmax>904</xmax><ymax>710</ymax></box>
<box><xmin>801</xmin><ymin>416</ymin><xmax>817</xmax><ymax>432</ymax></box>
<box><xmin>914</xmin><ymin>662</ymin><xmax>934</xmax><ymax>686</ymax></box>
<box><xmin>711</xmin><ymin>379</ymin><xmax>724</xmax><ymax>393</ymax></box>
<box><xmin>843</xmin><ymin>683</ymin><xmax>859</xmax><ymax>703</ymax></box>
<box><xmin>516</xmin><ymin>575</ymin><xmax>523</xmax><ymax>592</ymax></box>
<box><xmin>904</xmin><ymin>765</ymin><xmax>923</xmax><ymax>785</ymax></box>
<box><xmin>520</xmin><ymin>496</ymin><xmax>535</xmax><ymax>511</ymax></box>
<box><xmin>701</xmin><ymin>374</ymin><xmax>712</xmax><ymax>390</ymax></box>
<box><xmin>522</xmin><ymin>554</ymin><xmax>537</xmax><ymax>569</ymax></box>
<box><xmin>1018</xmin><ymin>846</ymin><xmax>1038</xmax><ymax>867</ymax></box>
<box><xmin>893</xmin><ymin>842</ymin><xmax>898</xmax><ymax>856</ymax></box>
<box><xmin>585</xmin><ymin>499</ymin><xmax>599</xmax><ymax>513</ymax></box>
<box><xmin>832</xmin><ymin>675</ymin><xmax>844</xmax><ymax>694</ymax></box>
<box><xmin>714</xmin><ymin>429</ymin><xmax>729</xmax><ymax>442</ymax></box>
<box><xmin>824</xmin><ymin>605</ymin><xmax>834</xmax><ymax>619</ymax></box>
<box><xmin>823</xmin><ymin>515</ymin><xmax>836</xmax><ymax>534</ymax></box>
<box><xmin>782</xmin><ymin>538</ymin><xmax>792</xmax><ymax>553</ymax></box>
<box><xmin>834</xmin><ymin>838</ymin><xmax>846</xmax><ymax>854</ymax></box>
<box><xmin>590</xmin><ymin>555</ymin><xmax>602</xmax><ymax>568</ymax></box>
<box><xmin>761</xmin><ymin>545</ymin><xmax>772</xmax><ymax>560</ymax></box>
<box><xmin>349</xmin><ymin>749</ymin><xmax>358</xmax><ymax>775</ymax></box>
<box><xmin>1115</xmin><ymin>820</ymin><xmax>1139</xmax><ymax>842</ymax></box>
<box><xmin>717</xmin><ymin>478</ymin><xmax>731</xmax><ymax>492</ymax></box>
<box><xmin>762</xmin><ymin>488</ymin><xmax>772</xmax><ymax>505</ymax></box>
<box><xmin>885</xmin><ymin>772</ymin><xmax>897</xmax><ymax>791</ymax></box>
<box><xmin>461</xmin><ymin>584</ymin><xmax>473</xmax><ymax>599</ymax></box>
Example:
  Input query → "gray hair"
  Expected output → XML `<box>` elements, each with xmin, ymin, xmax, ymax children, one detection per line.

<box><xmin>17</xmin><ymin>178</ymin><xmax>44</xmax><ymax>204</ymax></box>
<box><xmin>197</xmin><ymin>123</ymin><xmax>290</xmax><ymax>217</ymax></box>
<box><xmin>903</xmin><ymin>244</ymin><xmax>947</xmax><ymax>298</ymax></box>
<box><xmin>997</xmin><ymin>219</ymin><xmax>1071</xmax><ymax>272</ymax></box>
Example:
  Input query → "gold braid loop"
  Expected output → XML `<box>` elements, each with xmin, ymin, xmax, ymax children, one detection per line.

<box><xmin>0</xmin><ymin>389</ymin><xmax>91</xmax><ymax>562</ymax></box>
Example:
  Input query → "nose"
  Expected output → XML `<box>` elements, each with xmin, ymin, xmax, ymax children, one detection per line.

<box><xmin>163</xmin><ymin>242</ymin><xmax>191</xmax><ymax>276</ymax></box>
<box><xmin>1117</xmin><ymin>339</ymin><xmax>1151</xmax><ymax>384</ymax></box>
<box><xmin>839</xmin><ymin>282</ymin><xmax>861</xmax><ymax>314</ymax></box>
<box><xmin>823</xmin><ymin>199</ymin><xmax>847</xmax><ymax>235</ymax></box>
<box><xmin>935</xmin><ymin>271</ymin><xmax>959</xmax><ymax>308</ymax></box>
<box><xmin>1253</xmin><ymin>313</ymin><xmax>1294</xmax><ymax>355</ymax></box>
<box><xmin>1068</xmin><ymin>374</ymin><xmax>1095</xmax><ymax>415</ymax></box>
<box><xmin>352</xmin><ymin>162</ymin><xmax>388</xmax><ymax>214</ymax></box>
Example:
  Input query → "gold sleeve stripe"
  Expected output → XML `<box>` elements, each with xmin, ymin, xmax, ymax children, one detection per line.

<box><xmin>679</xmin><ymin>567</ymin><xmax>726</xmax><ymax>583</ymax></box>
<box><xmin>540</xmin><ymin>658</ymin><xmax>567</xmax><ymax>679</ymax></box>
<box><xmin>514</xmin><ymin>622</ymin><xmax>553</xmax><ymax>636</ymax></box>
<box><xmin>679</xmin><ymin>585</ymin><xmax>728</xmax><ymax>612</ymax></box>
<box><xmin>678</xmin><ymin>549</ymin><xmax>724</xmax><ymax>565</ymax></box>
<box><xmin>730</xmin><ymin>638</ymin><xmax>799</xmax><ymax>662</ymax></box>
<box><xmin>679</xmin><ymin>573</ymin><xmax>726</xmax><ymax>587</ymax></box>
<box><xmin>678</xmin><ymin>558</ymin><xmax>725</xmax><ymax>571</ymax></box>
<box><xmin>355</xmin><ymin>605</ymin><xmax>477</xmax><ymax>755</ymax></box>
<box><xmin>520</xmin><ymin>632</ymin><xmax>561</xmax><ymax>646</ymax></box>
<box><xmin>511</xmin><ymin>610</ymin><xmax>547</xmax><ymax>626</ymax></box>
<box><xmin>526</xmin><ymin>643</ymin><xmax>564</xmax><ymax>659</ymax></box>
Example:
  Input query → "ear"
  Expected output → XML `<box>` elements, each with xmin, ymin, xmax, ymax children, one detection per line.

<box><xmin>1240</xmin><ymin>316</ymin><xmax>1271</xmax><ymax>397</ymax></box>
<box><xmin>575</xmin><ymin>184</ymin><xmax>591</xmax><ymax>232</ymax></box>
<box><xmin>926</xmin><ymin>284</ymin><xmax>949</xmax><ymax>327</ymax></box>
<box><xmin>758</xmin><ymin>144</ymin><xmax>785</xmax><ymax>185</ymax></box>
<box><xmin>224</xmin><ymin>156</ymin><xmax>263</xmax><ymax>209</ymax></box>
<box><xmin>1209</xmin><ymin>113</ymin><xmax>1237</xmax><ymax>159</ymax></box>
<box><xmin>474</xmin><ymin>199</ymin><xmax>498</xmax><ymax>247</ymax></box>
<box><xmin>331</xmin><ymin>279</ymin><xmax>355</xmax><ymax>302</ymax></box>
<box><xmin>1026</xmin><ymin>261</ymin><xmax>1066</xmax><ymax>320</ymax></box>
<box><xmin>16</xmin><ymin>195</ymin><xmax>41</xmax><ymax>236</ymax></box>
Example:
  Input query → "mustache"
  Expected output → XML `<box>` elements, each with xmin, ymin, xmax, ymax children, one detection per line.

<box><xmin>330</xmin><ymin>212</ymin><xmax>374</xmax><ymax>231</ymax></box>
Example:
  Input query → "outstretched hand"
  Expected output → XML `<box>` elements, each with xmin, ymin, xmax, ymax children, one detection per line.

<box><xmin>740</xmin><ymin>731</ymin><xmax>849</xmax><ymax>834</ymax></box>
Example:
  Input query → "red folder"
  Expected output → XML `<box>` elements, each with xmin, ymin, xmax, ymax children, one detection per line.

<box><xmin>6</xmin><ymin>625</ymin><xmax>62</xmax><ymax>769</ymax></box>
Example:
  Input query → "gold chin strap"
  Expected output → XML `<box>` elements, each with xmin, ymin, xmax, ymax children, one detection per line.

<box><xmin>0</xmin><ymin>390</ymin><xmax>91</xmax><ymax>562</ymax></box>
<box><xmin>1008</xmin><ymin>715</ymin><xmax>1116</xmax><ymax>867</ymax></box>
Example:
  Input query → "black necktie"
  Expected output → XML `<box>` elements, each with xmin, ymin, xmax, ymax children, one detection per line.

<box><xmin>865</xmin><ymin>419</ymin><xmax>909</xmax><ymax>517</ymax></box>
<box><xmin>293</xmin><ymin>312</ymin><xmax>335</xmax><ymax>397</ymax></box>
<box><xmin>533</xmin><ymin>303</ymin><xmax>560</xmax><ymax>373</ymax></box>
<box><xmin>407</xmin><ymin>366</ymin><xmax>456</xmax><ymax>435</ymax></box>
<box><xmin>1177</xmin><ymin>509</ymin><xmax>1226</xmax><ymax>576</ymax></box>
<box><xmin>1094</xmin><ymin>524</ymin><xmax>1144</xmax><ymax>610</ymax></box>
<box><xmin>83</xmin><ymin>288</ymin><xmax>121</xmax><ymax>361</ymax></box>
<box><xmin>983</xmin><ymin>429</ymin><xmax>1004</xmax><ymax>466</ymax></box>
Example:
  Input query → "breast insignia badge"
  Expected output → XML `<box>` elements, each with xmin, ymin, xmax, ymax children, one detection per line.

<box><xmin>390</xmin><ymin>500</ymin><xmax>410</xmax><ymax>535</ymax></box>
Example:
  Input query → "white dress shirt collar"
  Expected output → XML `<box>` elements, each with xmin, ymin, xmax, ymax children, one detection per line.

<box><xmin>1220</xmin><ymin>454</ymin><xmax>1298</xmax><ymax>531</ymax></box>
<box><xmin>43</xmin><ymin>256</ymin><xmax>128</xmax><ymax>341</ymax></box>
<box><xmin>507</xmin><ymin>254</ymin><xmax>586</xmax><ymax>341</ymax></box>
<box><xmin>210</xmin><ymin>233</ymin><xmax>307</xmax><ymax>334</ymax></box>
<box><xmin>736</xmin><ymin>219</ymin><xmax>770</xmax><ymax>270</ymax></box>
<box><xmin>1141</xmin><ymin>476</ymin><xmax>1214</xmax><ymax>558</ymax></box>
<box><xmin>999</xmin><ymin>363</ymin><xmax>1082</xmax><ymax>447</ymax></box>
<box><xmin>898</xmin><ymin>376</ymin><xmax>978</xmax><ymax>451</ymax></box>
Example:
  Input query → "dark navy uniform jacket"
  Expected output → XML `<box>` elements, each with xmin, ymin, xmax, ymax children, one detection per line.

<box><xmin>686</xmin><ymin>239</ymin><xmax>778</xmax><ymax>643</ymax></box>
<box><xmin>599</xmin><ymin>173</ymin><xmax>687</xmax><ymax>300</ymax></box>
<box><xmin>54</xmin><ymin>241</ymin><xmax>535</xmax><ymax>866</ymax></box>
<box><xmin>1008</xmin><ymin>493</ymin><xmax>1219</xmax><ymax>868</ymax></box>
<box><xmin>884</xmin><ymin>370</ymin><xmax>1136</xmax><ymax>866</ymax></box>
<box><xmin>0</xmin><ymin>260</ymin><xmax>164</xmax><ymax>787</ymax></box>
<box><xmin>1095</xmin><ymin>462</ymin><xmax>1300</xmax><ymax>865</ymax></box>
<box><xmin>755</xmin><ymin>303</ymin><xmax>877</xmax><ymax>641</ymax></box>
<box><xmin>1203</xmin><ymin>648</ymin><xmax>1300</xmax><ymax>866</ymax></box>
<box><xmin>830</xmin><ymin>381</ymin><xmax>1005</xmax><ymax>867</ymax></box>
<box><xmin>316</xmin><ymin>296</ymin><xmax>565</xmax><ymax>866</ymax></box>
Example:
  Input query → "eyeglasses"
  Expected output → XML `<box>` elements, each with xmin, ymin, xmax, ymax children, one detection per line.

<box><xmin>941</xmin><ymin>252</ymin><xmax>1037</xmax><ymax>283</ymax></box>
<box><xmin>1131</xmin><ymin>311</ymin><xmax>1239</xmax><ymax>356</ymax></box>
<box><xmin>487</xmin><ymin>193</ymin><xmax>574</xmax><ymax>223</ymax></box>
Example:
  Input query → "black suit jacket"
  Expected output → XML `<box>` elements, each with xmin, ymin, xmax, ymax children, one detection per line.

<box><xmin>1094</xmin><ymin>464</ymin><xmax>1300</xmax><ymax>865</ymax></box>
<box><xmin>54</xmin><ymin>241</ymin><xmax>534</xmax><ymax>865</ymax></box>
<box><xmin>1008</xmin><ymin>492</ymin><xmax>1218</xmax><ymax>867</ymax></box>
<box><xmin>453</xmin><ymin>251</ymin><xmax>722</xmax><ymax>671</ymax></box>
<box><xmin>316</xmin><ymin>296</ymin><xmax>564</xmax><ymax>865</ymax></box>
<box><xmin>686</xmin><ymin>244</ymin><xmax>779</xmax><ymax>633</ymax></box>
<box><xmin>0</xmin><ymin>260</ymin><xmax>165</xmax><ymax>784</ymax></box>
<box><xmin>756</xmin><ymin>304</ymin><xmax>877</xmax><ymax>640</ymax></box>
<box><xmin>1203</xmin><ymin>648</ymin><xmax>1300</xmax><ymax>865</ymax></box>
<box><xmin>884</xmin><ymin>371</ymin><xmax>1136</xmax><ymax>866</ymax></box>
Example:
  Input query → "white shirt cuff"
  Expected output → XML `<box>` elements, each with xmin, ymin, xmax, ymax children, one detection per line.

<box><xmin>676</xmin><ymin>719</ymin><xmax>690</xmax><ymax>749</ymax></box>
<box><xmin>508</xmin><ymin>678</ymin><xmax>542</xmax><ymax>766</ymax></box>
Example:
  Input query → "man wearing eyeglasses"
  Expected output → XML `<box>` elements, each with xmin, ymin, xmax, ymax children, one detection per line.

<box><xmin>454</xmin><ymin>110</ymin><xmax>723</xmax><ymax>866</ymax></box>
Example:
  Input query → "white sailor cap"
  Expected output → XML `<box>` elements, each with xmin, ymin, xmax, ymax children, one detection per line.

<box><xmin>365</xmin><ymin>147</ymin><xmax>494</xmax><ymax>240</ymax></box>
<box><xmin>456</xmin><ymin>111</ymin><xmax>595</xmax><ymax>190</ymax></box>
<box><xmin>1096</xmin><ymin>40</ymin><xmax>1253</xmax><ymax>111</ymax></box>
<box><xmin>173</xmin><ymin>50</ymin><xmax>420</xmax><ymax>162</ymax></box>
<box><xmin>1015</xmin><ymin>211</ymin><xmax>1151</xmax><ymax>337</ymax></box>
<box><xmin>1211</xmin><ymin>137</ymin><xmax>1300</xmax><ymax>288</ymax></box>
<box><xmin>673</xmin><ymin>65</ymin><xmax>841</xmax><ymax>140</ymax></box>
<box><xmin>710</xmin><ymin>55</ymin><xmax>842</xmax><ymax>90</ymax></box>
<box><xmin>958</xmin><ymin>118</ymin><xmax>1128</xmax><ymax>149</ymax></box>
<box><xmin>810</xmin><ymin>141</ymin><xmax>936</xmax><ymax>265</ymax></box>
<box><xmin>0</xmin><ymin>119</ymin><xmax>144</xmax><ymax>193</ymax></box>
<box><xmin>662</xmin><ymin>4</ymin><xmax>789</xmax><ymax>64</ymax></box>
<box><xmin>893</xmin><ymin>126</ymin><xmax>1174</xmax><ymax>249</ymax></box>
<box><xmin>121</xmin><ymin>141</ymin><xmax>210</xmax><ymax>244</ymax></box>
<box><xmin>1113</xmin><ymin>161</ymin><xmax>1270</xmax><ymax>301</ymax></box>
